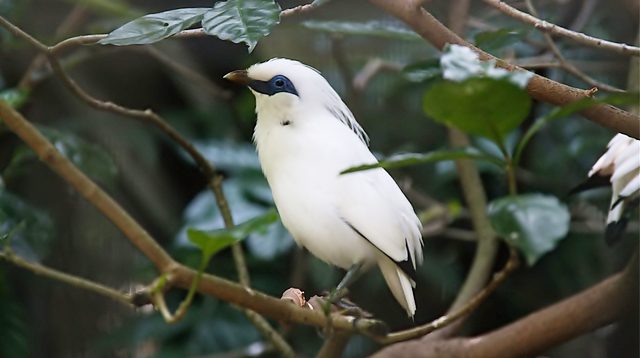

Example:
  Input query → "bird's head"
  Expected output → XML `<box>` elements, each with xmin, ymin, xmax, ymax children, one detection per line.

<box><xmin>224</xmin><ymin>58</ymin><xmax>369</xmax><ymax>144</ymax></box>
<box><xmin>224</xmin><ymin>58</ymin><xmax>321</xmax><ymax>112</ymax></box>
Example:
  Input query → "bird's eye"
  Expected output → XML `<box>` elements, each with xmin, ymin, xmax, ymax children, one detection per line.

<box><xmin>274</xmin><ymin>78</ymin><xmax>285</xmax><ymax>87</ymax></box>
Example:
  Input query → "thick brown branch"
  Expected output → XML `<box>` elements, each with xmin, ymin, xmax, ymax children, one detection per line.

<box><xmin>0</xmin><ymin>101</ymin><xmax>176</xmax><ymax>271</ymax></box>
<box><xmin>368</xmin><ymin>0</ymin><xmax>640</xmax><ymax>139</ymax></box>
<box><xmin>169</xmin><ymin>264</ymin><xmax>389</xmax><ymax>338</ymax></box>
<box><xmin>373</xmin><ymin>253</ymin><xmax>638</xmax><ymax>357</ymax></box>
<box><xmin>378</xmin><ymin>248</ymin><xmax>518</xmax><ymax>345</ymax></box>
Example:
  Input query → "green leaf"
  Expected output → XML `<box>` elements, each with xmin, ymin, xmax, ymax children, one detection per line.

<box><xmin>301</xmin><ymin>20</ymin><xmax>421</xmax><ymax>41</ymax></box>
<box><xmin>402</xmin><ymin>59</ymin><xmax>442</xmax><ymax>83</ymax></box>
<box><xmin>474</xmin><ymin>28</ymin><xmax>527</xmax><ymax>52</ymax></box>
<box><xmin>187</xmin><ymin>209</ymin><xmax>278</xmax><ymax>260</ymax></box>
<box><xmin>5</xmin><ymin>126</ymin><xmax>118</xmax><ymax>186</ymax></box>
<box><xmin>99</xmin><ymin>8</ymin><xmax>208</xmax><ymax>45</ymax></box>
<box><xmin>341</xmin><ymin>147</ymin><xmax>504</xmax><ymax>174</ymax></box>
<box><xmin>488</xmin><ymin>194</ymin><xmax>570</xmax><ymax>266</ymax></box>
<box><xmin>0</xmin><ymin>88</ymin><xmax>29</xmax><ymax>109</ymax></box>
<box><xmin>513</xmin><ymin>92</ymin><xmax>640</xmax><ymax>165</ymax></box>
<box><xmin>423</xmin><ymin>77</ymin><xmax>531</xmax><ymax>145</ymax></box>
<box><xmin>0</xmin><ymin>190</ymin><xmax>54</xmax><ymax>262</ymax></box>
<box><xmin>202</xmin><ymin>0</ymin><xmax>281</xmax><ymax>53</ymax></box>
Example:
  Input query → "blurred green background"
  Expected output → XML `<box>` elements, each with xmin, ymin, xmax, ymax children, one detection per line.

<box><xmin>0</xmin><ymin>0</ymin><xmax>638</xmax><ymax>357</ymax></box>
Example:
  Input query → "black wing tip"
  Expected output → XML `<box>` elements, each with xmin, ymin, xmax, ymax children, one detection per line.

<box><xmin>568</xmin><ymin>175</ymin><xmax>611</xmax><ymax>197</ymax></box>
<box><xmin>342</xmin><ymin>218</ymin><xmax>417</xmax><ymax>282</ymax></box>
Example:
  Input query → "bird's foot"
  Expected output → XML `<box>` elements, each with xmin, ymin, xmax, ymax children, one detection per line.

<box><xmin>310</xmin><ymin>290</ymin><xmax>372</xmax><ymax>318</ymax></box>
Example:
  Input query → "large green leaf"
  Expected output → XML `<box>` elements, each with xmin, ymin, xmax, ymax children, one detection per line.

<box><xmin>187</xmin><ymin>208</ymin><xmax>278</xmax><ymax>260</ymax></box>
<box><xmin>301</xmin><ymin>20</ymin><xmax>421</xmax><ymax>41</ymax></box>
<box><xmin>202</xmin><ymin>0</ymin><xmax>281</xmax><ymax>52</ymax></box>
<box><xmin>99</xmin><ymin>8</ymin><xmax>209</xmax><ymax>45</ymax></box>
<box><xmin>488</xmin><ymin>194</ymin><xmax>570</xmax><ymax>266</ymax></box>
<box><xmin>423</xmin><ymin>77</ymin><xmax>531</xmax><ymax>145</ymax></box>
<box><xmin>341</xmin><ymin>147</ymin><xmax>504</xmax><ymax>174</ymax></box>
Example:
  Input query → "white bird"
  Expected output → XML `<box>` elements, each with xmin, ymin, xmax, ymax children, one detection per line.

<box><xmin>587</xmin><ymin>133</ymin><xmax>640</xmax><ymax>243</ymax></box>
<box><xmin>224</xmin><ymin>58</ymin><xmax>423</xmax><ymax>317</ymax></box>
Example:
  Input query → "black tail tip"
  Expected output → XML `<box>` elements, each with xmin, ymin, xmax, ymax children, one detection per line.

<box><xmin>605</xmin><ymin>219</ymin><xmax>629</xmax><ymax>246</ymax></box>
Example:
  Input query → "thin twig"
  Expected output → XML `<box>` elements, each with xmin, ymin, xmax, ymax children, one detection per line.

<box><xmin>143</xmin><ymin>47</ymin><xmax>232</xmax><ymax>100</ymax></box>
<box><xmin>352</xmin><ymin>58</ymin><xmax>402</xmax><ymax>92</ymax></box>
<box><xmin>372</xmin><ymin>253</ymin><xmax>636</xmax><ymax>357</ymax></box>
<box><xmin>0</xmin><ymin>101</ymin><xmax>177</xmax><ymax>271</ymax></box>
<box><xmin>18</xmin><ymin>4</ymin><xmax>87</xmax><ymax>90</ymax></box>
<box><xmin>481</xmin><ymin>0</ymin><xmax>640</xmax><ymax>56</ymax></box>
<box><xmin>0</xmin><ymin>250</ymin><xmax>134</xmax><ymax>307</ymax></box>
<box><xmin>378</xmin><ymin>248</ymin><xmax>519</xmax><ymax>344</ymax></box>
<box><xmin>524</xmin><ymin>0</ymin><xmax>624</xmax><ymax>93</ymax></box>
<box><xmin>280</xmin><ymin>1</ymin><xmax>325</xmax><ymax>17</ymax></box>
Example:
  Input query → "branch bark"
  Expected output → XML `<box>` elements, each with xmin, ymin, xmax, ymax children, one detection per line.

<box><xmin>0</xmin><ymin>251</ymin><xmax>134</xmax><ymax>307</ymax></box>
<box><xmin>368</xmin><ymin>0</ymin><xmax>640</xmax><ymax>139</ymax></box>
<box><xmin>0</xmin><ymin>101</ymin><xmax>176</xmax><ymax>272</ymax></box>
<box><xmin>373</xmin><ymin>253</ymin><xmax>638</xmax><ymax>357</ymax></box>
<box><xmin>481</xmin><ymin>0</ymin><xmax>640</xmax><ymax>56</ymax></box>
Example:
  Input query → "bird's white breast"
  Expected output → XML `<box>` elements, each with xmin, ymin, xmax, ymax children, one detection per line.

<box><xmin>253</xmin><ymin>107</ymin><xmax>380</xmax><ymax>269</ymax></box>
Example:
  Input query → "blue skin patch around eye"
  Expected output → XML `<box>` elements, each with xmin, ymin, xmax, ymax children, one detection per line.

<box><xmin>249</xmin><ymin>75</ymin><xmax>299</xmax><ymax>96</ymax></box>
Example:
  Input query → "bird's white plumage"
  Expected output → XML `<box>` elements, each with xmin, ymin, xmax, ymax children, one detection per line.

<box><xmin>589</xmin><ymin>133</ymin><xmax>640</xmax><ymax>224</ymax></box>
<box><xmin>245</xmin><ymin>58</ymin><xmax>423</xmax><ymax>316</ymax></box>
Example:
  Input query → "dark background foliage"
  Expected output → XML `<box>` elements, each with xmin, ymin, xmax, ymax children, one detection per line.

<box><xmin>0</xmin><ymin>0</ymin><xmax>637</xmax><ymax>357</ymax></box>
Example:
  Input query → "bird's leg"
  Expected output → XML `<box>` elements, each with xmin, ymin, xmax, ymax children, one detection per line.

<box><xmin>323</xmin><ymin>262</ymin><xmax>365</xmax><ymax>314</ymax></box>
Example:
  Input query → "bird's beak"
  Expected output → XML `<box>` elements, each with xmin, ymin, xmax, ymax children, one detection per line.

<box><xmin>223</xmin><ymin>70</ymin><xmax>251</xmax><ymax>85</ymax></box>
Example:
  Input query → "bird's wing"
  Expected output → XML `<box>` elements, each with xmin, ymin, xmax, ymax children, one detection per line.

<box><xmin>589</xmin><ymin>134</ymin><xmax>631</xmax><ymax>177</ymax></box>
<box><xmin>336</xmin><ymin>169</ymin><xmax>423</xmax><ymax>271</ymax></box>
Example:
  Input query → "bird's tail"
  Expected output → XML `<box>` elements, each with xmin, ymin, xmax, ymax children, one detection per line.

<box><xmin>378</xmin><ymin>256</ymin><xmax>416</xmax><ymax>318</ymax></box>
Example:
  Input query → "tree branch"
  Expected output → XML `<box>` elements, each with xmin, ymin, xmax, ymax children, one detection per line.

<box><xmin>523</xmin><ymin>0</ymin><xmax>624</xmax><ymax>93</ymax></box>
<box><xmin>373</xmin><ymin>252</ymin><xmax>638</xmax><ymax>357</ymax></box>
<box><xmin>0</xmin><ymin>250</ymin><xmax>134</xmax><ymax>307</ymax></box>
<box><xmin>168</xmin><ymin>264</ymin><xmax>390</xmax><ymax>338</ymax></box>
<box><xmin>481</xmin><ymin>0</ymin><xmax>640</xmax><ymax>56</ymax></box>
<box><xmin>379</xmin><ymin>248</ymin><xmax>518</xmax><ymax>344</ymax></box>
<box><xmin>316</xmin><ymin>330</ymin><xmax>352</xmax><ymax>358</ymax></box>
<box><xmin>0</xmin><ymin>101</ymin><xmax>176</xmax><ymax>272</ymax></box>
<box><xmin>368</xmin><ymin>0</ymin><xmax>640</xmax><ymax>139</ymax></box>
